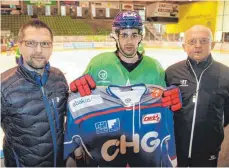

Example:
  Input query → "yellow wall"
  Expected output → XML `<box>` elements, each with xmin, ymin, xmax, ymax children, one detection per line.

<box><xmin>166</xmin><ymin>1</ymin><xmax>218</xmax><ymax>34</ymax></box>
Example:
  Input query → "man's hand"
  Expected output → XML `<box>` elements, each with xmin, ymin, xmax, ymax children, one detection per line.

<box><xmin>70</xmin><ymin>74</ymin><xmax>96</xmax><ymax>96</ymax></box>
<box><xmin>162</xmin><ymin>86</ymin><xmax>182</xmax><ymax>112</ymax></box>
<box><xmin>66</xmin><ymin>146</ymin><xmax>86</xmax><ymax>167</ymax></box>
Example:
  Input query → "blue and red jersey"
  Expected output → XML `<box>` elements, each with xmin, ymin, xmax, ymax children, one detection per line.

<box><xmin>64</xmin><ymin>84</ymin><xmax>177</xmax><ymax>167</ymax></box>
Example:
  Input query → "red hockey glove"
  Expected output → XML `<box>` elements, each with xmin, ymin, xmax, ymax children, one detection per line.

<box><xmin>70</xmin><ymin>74</ymin><xmax>96</xmax><ymax>96</ymax></box>
<box><xmin>162</xmin><ymin>86</ymin><xmax>182</xmax><ymax>112</ymax></box>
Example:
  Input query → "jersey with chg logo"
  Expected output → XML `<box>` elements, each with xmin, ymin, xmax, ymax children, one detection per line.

<box><xmin>64</xmin><ymin>84</ymin><xmax>177</xmax><ymax>167</ymax></box>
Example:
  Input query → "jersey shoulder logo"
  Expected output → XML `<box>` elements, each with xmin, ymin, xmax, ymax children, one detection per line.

<box><xmin>150</xmin><ymin>88</ymin><xmax>163</xmax><ymax>98</ymax></box>
<box><xmin>69</xmin><ymin>95</ymin><xmax>103</xmax><ymax>113</ymax></box>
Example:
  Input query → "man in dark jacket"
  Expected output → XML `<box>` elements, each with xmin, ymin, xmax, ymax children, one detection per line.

<box><xmin>1</xmin><ymin>20</ymin><xmax>69</xmax><ymax>167</ymax></box>
<box><xmin>166</xmin><ymin>25</ymin><xmax>229</xmax><ymax>167</ymax></box>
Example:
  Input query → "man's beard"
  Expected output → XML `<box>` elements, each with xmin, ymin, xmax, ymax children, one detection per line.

<box><xmin>120</xmin><ymin>46</ymin><xmax>137</xmax><ymax>58</ymax></box>
<box><xmin>26</xmin><ymin>56</ymin><xmax>47</xmax><ymax>69</ymax></box>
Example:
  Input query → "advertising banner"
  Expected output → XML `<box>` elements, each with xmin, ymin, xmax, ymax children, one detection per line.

<box><xmin>1</xmin><ymin>0</ymin><xmax>20</xmax><ymax>5</ymax></box>
<box><xmin>122</xmin><ymin>3</ymin><xmax>134</xmax><ymax>11</ymax></box>
<box><xmin>147</xmin><ymin>2</ymin><xmax>179</xmax><ymax>18</ymax></box>
<box><xmin>25</xmin><ymin>0</ymin><xmax>56</xmax><ymax>6</ymax></box>
<box><xmin>92</xmin><ymin>2</ymin><xmax>119</xmax><ymax>9</ymax></box>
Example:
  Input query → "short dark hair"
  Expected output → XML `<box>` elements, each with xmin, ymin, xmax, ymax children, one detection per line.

<box><xmin>18</xmin><ymin>19</ymin><xmax>53</xmax><ymax>42</ymax></box>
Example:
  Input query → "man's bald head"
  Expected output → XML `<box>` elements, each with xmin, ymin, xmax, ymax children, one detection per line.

<box><xmin>182</xmin><ymin>25</ymin><xmax>215</xmax><ymax>63</ymax></box>
<box><xmin>184</xmin><ymin>25</ymin><xmax>213</xmax><ymax>42</ymax></box>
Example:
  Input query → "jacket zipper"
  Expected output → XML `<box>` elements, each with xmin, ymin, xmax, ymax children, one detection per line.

<box><xmin>187</xmin><ymin>60</ymin><xmax>212</xmax><ymax>159</ymax></box>
<box><xmin>41</xmin><ymin>86</ymin><xmax>57</xmax><ymax>167</ymax></box>
<box><xmin>52</xmin><ymin>98</ymin><xmax>60</xmax><ymax>130</ymax></box>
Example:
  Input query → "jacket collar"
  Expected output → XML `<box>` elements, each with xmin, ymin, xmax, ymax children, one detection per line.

<box><xmin>186</xmin><ymin>54</ymin><xmax>213</xmax><ymax>69</ymax></box>
<box><xmin>18</xmin><ymin>56</ymin><xmax>50</xmax><ymax>86</ymax></box>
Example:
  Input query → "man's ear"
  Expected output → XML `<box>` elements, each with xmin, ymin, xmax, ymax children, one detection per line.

<box><xmin>211</xmin><ymin>41</ymin><xmax>215</xmax><ymax>50</ymax></box>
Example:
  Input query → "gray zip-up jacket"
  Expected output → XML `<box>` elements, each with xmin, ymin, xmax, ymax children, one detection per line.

<box><xmin>165</xmin><ymin>55</ymin><xmax>229</xmax><ymax>164</ymax></box>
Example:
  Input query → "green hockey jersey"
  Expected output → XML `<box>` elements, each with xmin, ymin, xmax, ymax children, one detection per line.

<box><xmin>84</xmin><ymin>52</ymin><xmax>166</xmax><ymax>87</ymax></box>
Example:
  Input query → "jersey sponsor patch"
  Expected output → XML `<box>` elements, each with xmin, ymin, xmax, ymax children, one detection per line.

<box><xmin>69</xmin><ymin>95</ymin><xmax>104</xmax><ymax>113</ymax></box>
<box><xmin>107</xmin><ymin>119</ymin><xmax>120</xmax><ymax>132</ymax></box>
<box><xmin>150</xmin><ymin>88</ymin><xmax>163</xmax><ymax>98</ymax></box>
<box><xmin>142</xmin><ymin>113</ymin><xmax>161</xmax><ymax>124</ymax></box>
<box><xmin>95</xmin><ymin>118</ymin><xmax>120</xmax><ymax>134</ymax></box>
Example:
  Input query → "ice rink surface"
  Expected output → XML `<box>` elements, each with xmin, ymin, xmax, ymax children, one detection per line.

<box><xmin>1</xmin><ymin>48</ymin><xmax>229</xmax><ymax>83</ymax></box>
<box><xmin>0</xmin><ymin>48</ymin><xmax>229</xmax><ymax>166</ymax></box>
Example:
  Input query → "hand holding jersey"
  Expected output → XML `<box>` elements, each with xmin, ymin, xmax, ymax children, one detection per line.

<box><xmin>70</xmin><ymin>74</ymin><xmax>96</xmax><ymax>96</ymax></box>
<box><xmin>70</xmin><ymin>74</ymin><xmax>182</xmax><ymax>111</ymax></box>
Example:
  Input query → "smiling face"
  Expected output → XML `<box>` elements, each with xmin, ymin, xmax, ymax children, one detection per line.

<box><xmin>18</xmin><ymin>26</ymin><xmax>53</xmax><ymax>71</ymax></box>
<box><xmin>182</xmin><ymin>25</ymin><xmax>215</xmax><ymax>62</ymax></box>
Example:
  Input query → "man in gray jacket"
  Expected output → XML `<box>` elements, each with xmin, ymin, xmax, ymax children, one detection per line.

<box><xmin>166</xmin><ymin>25</ymin><xmax>229</xmax><ymax>167</ymax></box>
<box><xmin>1</xmin><ymin>20</ymin><xmax>69</xmax><ymax>167</ymax></box>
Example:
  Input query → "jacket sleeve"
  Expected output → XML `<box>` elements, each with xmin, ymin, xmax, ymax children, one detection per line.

<box><xmin>224</xmin><ymin>95</ymin><xmax>229</xmax><ymax>127</ymax></box>
<box><xmin>165</xmin><ymin>67</ymin><xmax>173</xmax><ymax>87</ymax></box>
<box><xmin>1</xmin><ymin>91</ymin><xmax>9</xmax><ymax>123</ymax></box>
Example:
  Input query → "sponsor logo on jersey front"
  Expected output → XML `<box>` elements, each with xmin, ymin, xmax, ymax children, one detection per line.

<box><xmin>98</xmin><ymin>70</ymin><xmax>108</xmax><ymax>80</ymax></box>
<box><xmin>126</xmin><ymin>79</ymin><xmax>131</xmax><ymax>86</ymax></box>
<box><xmin>97</xmin><ymin>70</ymin><xmax>111</xmax><ymax>84</ymax></box>
<box><xmin>95</xmin><ymin>118</ymin><xmax>120</xmax><ymax>134</ymax></box>
<box><xmin>142</xmin><ymin>113</ymin><xmax>161</xmax><ymax>124</ymax></box>
<box><xmin>69</xmin><ymin>95</ymin><xmax>104</xmax><ymax>113</ymax></box>
<box><xmin>101</xmin><ymin>131</ymin><xmax>160</xmax><ymax>161</ymax></box>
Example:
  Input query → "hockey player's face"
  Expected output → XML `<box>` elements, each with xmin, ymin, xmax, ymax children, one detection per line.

<box><xmin>19</xmin><ymin>26</ymin><xmax>53</xmax><ymax>70</ymax></box>
<box><xmin>118</xmin><ymin>29</ymin><xmax>141</xmax><ymax>57</ymax></box>
<box><xmin>183</xmin><ymin>27</ymin><xmax>215</xmax><ymax>63</ymax></box>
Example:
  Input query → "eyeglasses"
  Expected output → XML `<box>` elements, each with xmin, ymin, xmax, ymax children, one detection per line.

<box><xmin>187</xmin><ymin>38</ymin><xmax>211</xmax><ymax>45</ymax></box>
<box><xmin>21</xmin><ymin>40</ymin><xmax>53</xmax><ymax>48</ymax></box>
<box><xmin>119</xmin><ymin>33</ymin><xmax>141</xmax><ymax>41</ymax></box>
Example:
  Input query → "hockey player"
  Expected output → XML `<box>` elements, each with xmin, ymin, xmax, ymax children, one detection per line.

<box><xmin>66</xmin><ymin>11</ymin><xmax>182</xmax><ymax>166</ymax></box>
<box><xmin>70</xmin><ymin>11</ymin><xmax>180</xmax><ymax>98</ymax></box>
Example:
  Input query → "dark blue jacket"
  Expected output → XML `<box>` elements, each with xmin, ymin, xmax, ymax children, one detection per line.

<box><xmin>1</xmin><ymin>58</ymin><xmax>69</xmax><ymax>167</ymax></box>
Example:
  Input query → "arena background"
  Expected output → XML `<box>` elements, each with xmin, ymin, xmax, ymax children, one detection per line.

<box><xmin>1</xmin><ymin>0</ymin><xmax>229</xmax><ymax>167</ymax></box>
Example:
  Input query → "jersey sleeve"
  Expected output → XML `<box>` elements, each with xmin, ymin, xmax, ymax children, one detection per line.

<box><xmin>166</xmin><ymin>108</ymin><xmax>177</xmax><ymax>167</ymax></box>
<box><xmin>83</xmin><ymin>61</ymin><xmax>91</xmax><ymax>75</ymax></box>
<box><xmin>153</xmin><ymin>58</ymin><xmax>166</xmax><ymax>87</ymax></box>
<box><xmin>83</xmin><ymin>55</ymin><xmax>98</xmax><ymax>75</ymax></box>
<box><xmin>64</xmin><ymin>105</ymin><xmax>81</xmax><ymax>160</ymax></box>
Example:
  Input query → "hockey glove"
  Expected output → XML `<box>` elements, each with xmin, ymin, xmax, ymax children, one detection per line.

<box><xmin>162</xmin><ymin>86</ymin><xmax>182</xmax><ymax>112</ymax></box>
<box><xmin>70</xmin><ymin>74</ymin><xmax>96</xmax><ymax>96</ymax></box>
